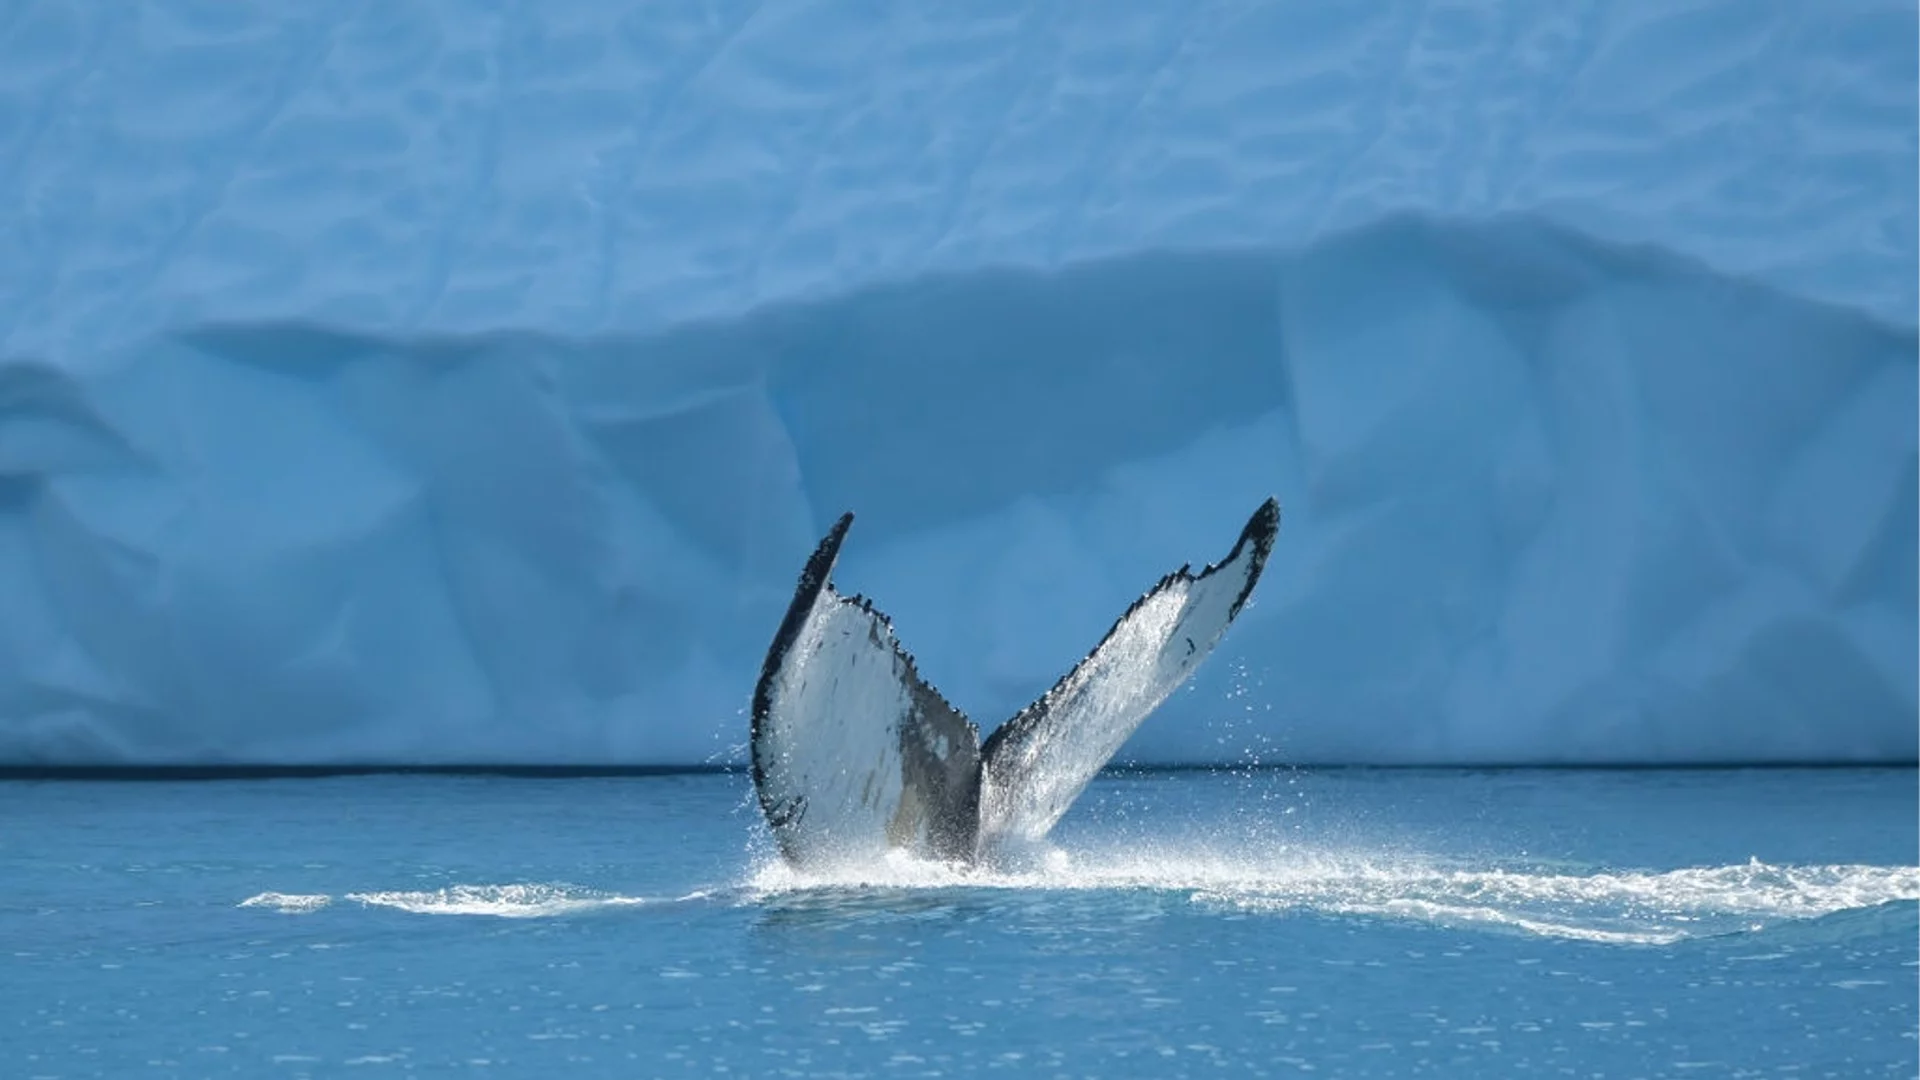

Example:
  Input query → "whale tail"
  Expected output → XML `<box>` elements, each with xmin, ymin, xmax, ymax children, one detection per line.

<box><xmin>751</xmin><ymin>498</ymin><xmax>1279</xmax><ymax>869</ymax></box>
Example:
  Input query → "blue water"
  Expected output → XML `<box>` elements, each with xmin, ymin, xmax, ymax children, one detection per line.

<box><xmin>4</xmin><ymin>769</ymin><xmax>1915</xmax><ymax>1077</ymax></box>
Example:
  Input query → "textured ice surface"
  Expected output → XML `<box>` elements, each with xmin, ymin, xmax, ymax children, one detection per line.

<box><xmin>0</xmin><ymin>2</ymin><xmax>1914</xmax><ymax>765</ymax></box>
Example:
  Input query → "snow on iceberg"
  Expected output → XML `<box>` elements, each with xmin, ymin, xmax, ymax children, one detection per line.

<box><xmin>0</xmin><ymin>2</ymin><xmax>1912</xmax><ymax>766</ymax></box>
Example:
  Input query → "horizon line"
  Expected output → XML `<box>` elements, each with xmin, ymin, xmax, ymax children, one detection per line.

<box><xmin>0</xmin><ymin>760</ymin><xmax>1913</xmax><ymax>782</ymax></box>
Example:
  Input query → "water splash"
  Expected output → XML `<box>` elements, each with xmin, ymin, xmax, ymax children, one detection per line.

<box><xmin>1191</xmin><ymin>857</ymin><xmax>1920</xmax><ymax>944</ymax></box>
<box><xmin>239</xmin><ymin>883</ymin><xmax>698</xmax><ymax>918</ymax></box>
<box><xmin>239</xmin><ymin>850</ymin><xmax>1918</xmax><ymax>943</ymax></box>
<box><xmin>746</xmin><ymin>846</ymin><xmax>1920</xmax><ymax>945</ymax></box>
<box><xmin>345</xmin><ymin>883</ymin><xmax>654</xmax><ymax>917</ymax></box>
<box><xmin>237</xmin><ymin>891</ymin><xmax>331</xmax><ymax>914</ymax></box>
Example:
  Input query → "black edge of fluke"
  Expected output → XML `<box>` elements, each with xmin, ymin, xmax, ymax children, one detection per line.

<box><xmin>835</xmin><ymin>592</ymin><xmax>975</xmax><ymax>728</ymax></box>
<box><xmin>980</xmin><ymin>496</ymin><xmax>1280</xmax><ymax>764</ymax></box>
<box><xmin>749</xmin><ymin>512</ymin><xmax>854</xmax><ymax>801</ymax></box>
<box><xmin>1221</xmin><ymin>497</ymin><xmax>1280</xmax><ymax>619</ymax></box>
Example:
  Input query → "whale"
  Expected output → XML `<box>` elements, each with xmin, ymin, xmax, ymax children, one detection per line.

<box><xmin>750</xmin><ymin>498</ymin><xmax>1279</xmax><ymax>869</ymax></box>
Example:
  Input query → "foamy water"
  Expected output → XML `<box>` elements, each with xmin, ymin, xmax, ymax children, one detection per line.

<box><xmin>240</xmin><ymin>883</ymin><xmax>703</xmax><ymax>917</ymax></box>
<box><xmin>241</xmin><ymin>849</ymin><xmax>1919</xmax><ymax>946</ymax></box>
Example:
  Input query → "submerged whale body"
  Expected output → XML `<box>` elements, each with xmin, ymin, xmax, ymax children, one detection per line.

<box><xmin>751</xmin><ymin>498</ymin><xmax>1280</xmax><ymax>869</ymax></box>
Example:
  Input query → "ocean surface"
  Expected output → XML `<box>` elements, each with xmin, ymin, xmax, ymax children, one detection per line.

<box><xmin>3</xmin><ymin>767</ymin><xmax>1915</xmax><ymax>1078</ymax></box>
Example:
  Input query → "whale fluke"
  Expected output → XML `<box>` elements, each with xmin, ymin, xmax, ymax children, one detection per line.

<box><xmin>751</xmin><ymin>498</ymin><xmax>1279</xmax><ymax>868</ymax></box>
<box><xmin>749</xmin><ymin>514</ymin><xmax>983</xmax><ymax>867</ymax></box>
<box><xmin>977</xmin><ymin>499</ymin><xmax>1278</xmax><ymax>845</ymax></box>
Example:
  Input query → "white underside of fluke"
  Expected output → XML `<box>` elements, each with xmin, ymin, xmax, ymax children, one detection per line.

<box><xmin>751</xmin><ymin>499</ymin><xmax>1277</xmax><ymax>868</ymax></box>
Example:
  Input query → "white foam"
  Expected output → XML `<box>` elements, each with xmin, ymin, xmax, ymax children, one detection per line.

<box><xmin>748</xmin><ymin>848</ymin><xmax>1920</xmax><ymax>945</ymax></box>
<box><xmin>239</xmin><ymin>883</ymin><xmax>680</xmax><ymax>918</ymax></box>
<box><xmin>240</xmin><ymin>855</ymin><xmax>1918</xmax><ymax>942</ymax></box>
<box><xmin>237</xmin><ymin>892</ymin><xmax>332</xmax><ymax>914</ymax></box>
<box><xmin>343</xmin><ymin>883</ymin><xmax>654</xmax><ymax>918</ymax></box>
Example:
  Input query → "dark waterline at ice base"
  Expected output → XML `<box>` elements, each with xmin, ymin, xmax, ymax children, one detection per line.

<box><xmin>5</xmin><ymin>768</ymin><xmax>1915</xmax><ymax>1077</ymax></box>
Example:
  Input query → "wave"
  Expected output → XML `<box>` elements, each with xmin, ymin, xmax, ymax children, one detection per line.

<box><xmin>746</xmin><ymin>849</ymin><xmax>1920</xmax><ymax>945</ymax></box>
<box><xmin>237</xmin><ymin>891</ymin><xmax>332</xmax><ymax>914</ymax></box>
<box><xmin>238</xmin><ymin>853</ymin><xmax>1918</xmax><ymax>944</ymax></box>
<box><xmin>238</xmin><ymin>883</ymin><xmax>697</xmax><ymax>918</ymax></box>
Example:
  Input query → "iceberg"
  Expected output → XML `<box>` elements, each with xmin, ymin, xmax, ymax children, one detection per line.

<box><xmin>0</xmin><ymin>3</ymin><xmax>1912</xmax><ymax>766</ymax></box>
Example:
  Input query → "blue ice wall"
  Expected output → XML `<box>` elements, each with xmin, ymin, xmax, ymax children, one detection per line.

<box><xmin>1</xmin><ymin>2</ymin><xmax>1914</xmax><ymax>765</ymax></box>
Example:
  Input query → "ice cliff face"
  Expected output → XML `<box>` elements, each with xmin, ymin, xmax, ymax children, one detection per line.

<box><xmin>0</xmin><ymin>2</ymin><xmax>1913</xmax><ymax>765</ymax></box>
